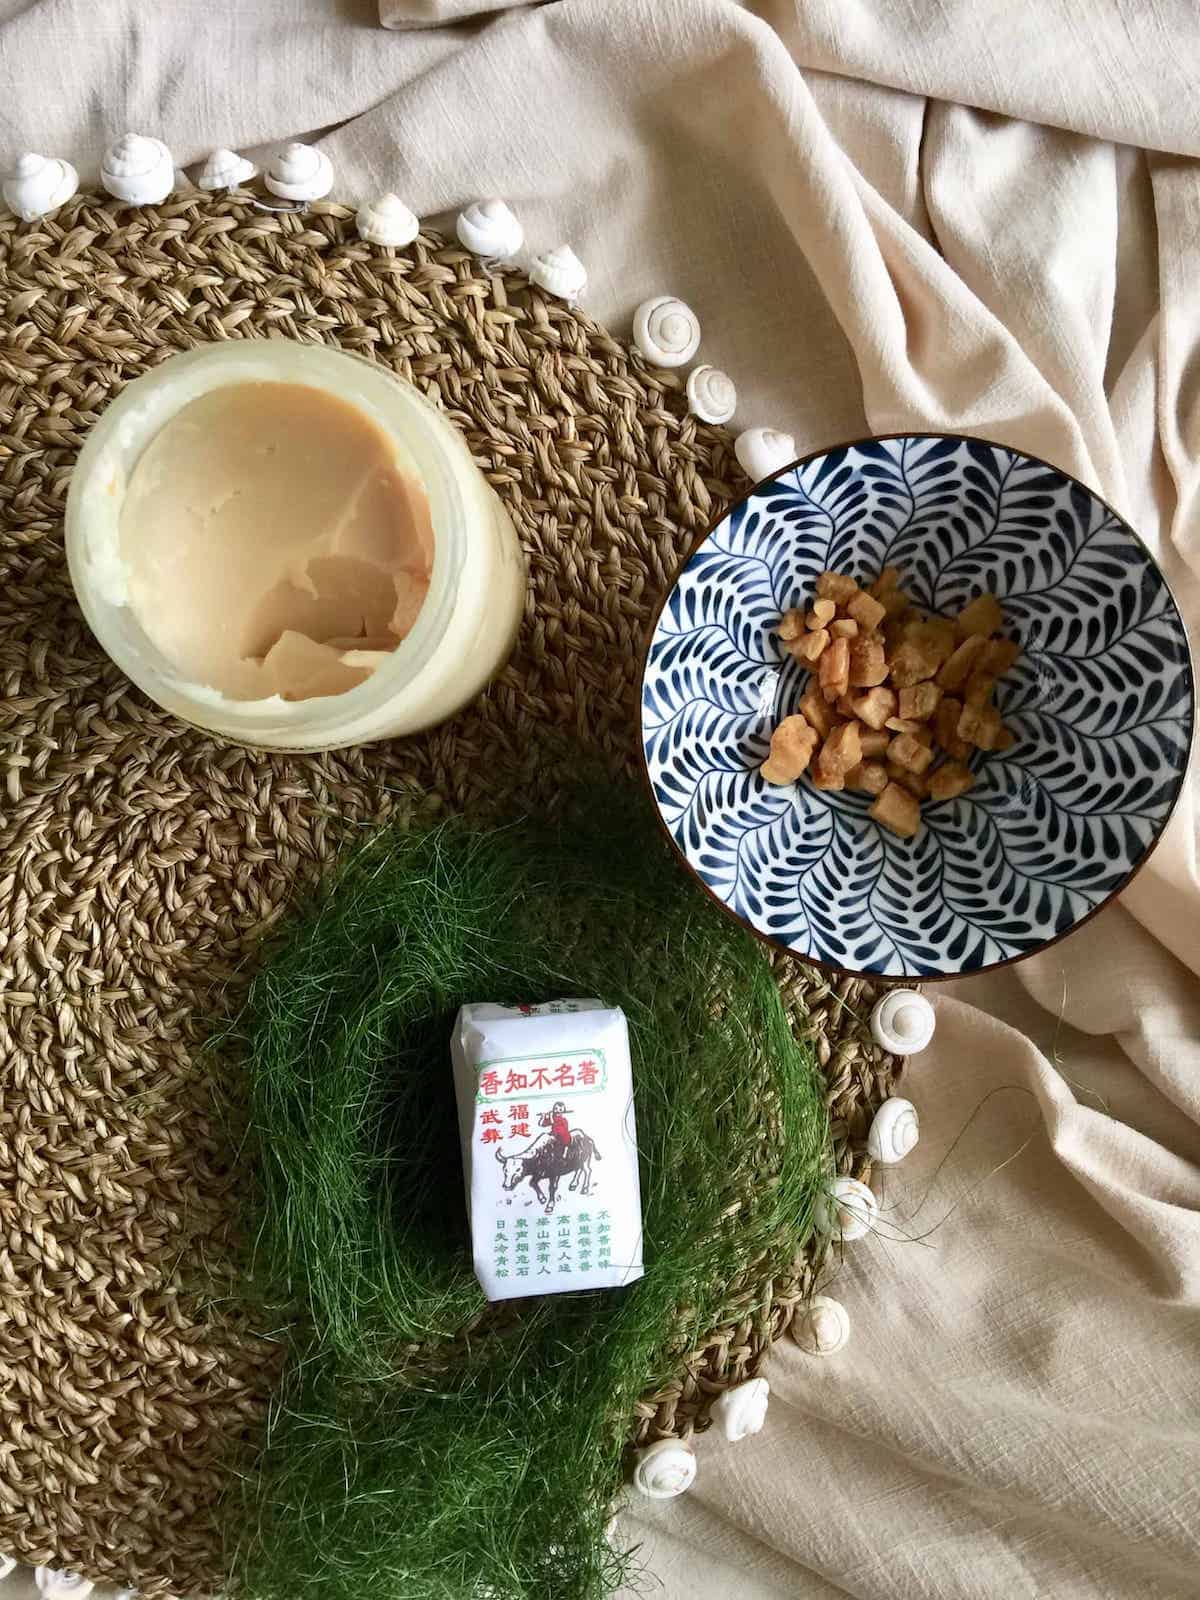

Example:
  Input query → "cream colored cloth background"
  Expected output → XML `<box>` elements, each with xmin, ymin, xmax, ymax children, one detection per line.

<box><xmin>2</xmin><ymin>1</ymin><xmax>1198</xmax><ymax>1595</ymax></box>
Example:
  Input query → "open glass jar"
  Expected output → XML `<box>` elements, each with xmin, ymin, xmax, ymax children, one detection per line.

<box><xmin>65</xmin><ymin>340</ymin><xmax>526</xmax><ymax>751</ymax></box>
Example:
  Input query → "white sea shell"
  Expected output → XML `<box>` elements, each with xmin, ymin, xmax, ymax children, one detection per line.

<box><xmin>686</xmin><ymin>364</ymin><xmax>736</xmax><ymax>425</ymax></box>
<box><xmin>604</xmin><ymin>1495</ymin><xmax>625</xmax><ymax>1543</ymax></box>
<box><xmin>356</xmin><ymin>192</ymin><xmax>419</xmax><ymax>247</ymax></box>
<box><xmin>33</xmin><ymin>1572</ymin><xmax>94</xmax><ymax>1600</ymax></box>
<box><xmin>100</xmin><ymin>134</ymin><xmax>174</xmax><ymax>205</ymax></box>
<box><xmin>867</xmin><ymin>1096</ymin><xmax>920</xmax><ymax>1164</ymax></box>
<box><xmin>632</xmin><ymin>1438</ymin><xmax>697</xmax><ymax>1499</ymax></box>
<box><xmin>814</xmin><ymin>1175</ymin><xmax>879</xmax><ymax>1242</ymax></box>
<box><xmin>792</xmin><ymin>1294</ymin><xmax>851</xmax><ymax>1355</ymax></box>
<box><xmin>2</xmin><ymin>153</ymin><xmax>78</xmax><ymax>221</ymax></box>
<box><xmin>195</xmin><ymin>148</ymin><xmax>257</xmax><ymax>192</ymax></box>
<box><xmin>871</xmin><ymin>989</ymin><xmax>935</xmax><ymax>1055</ymax></box>
<box><xmin>0</xmin><ymin>1554</ymin><xmax>15</xmax><ymax>1582</ymax></box>
<box><xmin>632</xmin><ymin>295</ymin><xmax>701</xmax><ymax>368</ymax></box>
<box><xmin>456</xmin><ymin>198</ymin><xmax>523</xmax><ymax>260</ymax></box>
<box><xmin>733</xmin><ymin>427</ymin><xmax>796</xmax><ymax>482</ymax></box>
<box><xmin>529</xmin><ymin>244</ymin><xmax>587</xmax><ymax>301</ymax></box>
<box><xmin>264</xmin><ymin>142</ymin><xmax>333</xmax><ymax>203</ymax></box>
<box><xmin>710</xmin><ymin>1376</ymin><xmax>769</xmax><ymax>1441</ymax></box>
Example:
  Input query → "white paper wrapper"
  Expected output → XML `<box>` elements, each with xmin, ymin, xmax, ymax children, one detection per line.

<box><xmin>451</xmin><ymin>1000</ymin><xmax>645</xmax><ymax>1301</ymax></box>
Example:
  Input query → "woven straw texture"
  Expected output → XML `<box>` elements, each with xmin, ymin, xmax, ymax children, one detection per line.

<box><xmin>0</xmin><ymin>190</ymin><xmax>899</xmax><ymax>1593</ymax></box>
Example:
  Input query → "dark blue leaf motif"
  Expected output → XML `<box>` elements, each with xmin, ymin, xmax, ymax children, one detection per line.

<box><xmin>641</xmin><ymin>434</ymin><xmax>1195</xmax><ymax>976</ymax></box>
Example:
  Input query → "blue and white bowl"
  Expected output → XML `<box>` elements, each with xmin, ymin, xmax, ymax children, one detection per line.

<box><xmin>640</xmin><ymin>434</ymin><xmax>1194</xmax><ymax>979</ymax></box>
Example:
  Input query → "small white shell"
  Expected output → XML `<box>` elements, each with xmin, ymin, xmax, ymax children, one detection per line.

<box><xmin>686</xmin><ymin>364</ymin><xmax>737</xmax><ymax>425</ymax></box>
<box><xmin>529</xmin><ymin>244</ymin><xmax>587</xmax><ymax>301</ymax></box>
<box><xmin>356</xmin><ymin>192</ymin><xmax>419</xmax><ymax>248</ymax></box>
<box><xmin>195</xmin><ymin>148</ymin><xmax>257</xmax><ymax>192</ymax></box>
<box><xmin>733</xmin><ymin>427</ymin><xmax>796</xmax><ymax>482</ymax></box>
<box><xmin>34</xmin><ymin>1573</ymin><xmax>94</xmax><ymax>1600</ymax></box>
<box><xmin>867</xmin><ymin>1096</ymin><xmax>920</xmax><ymax>1164</ymax></box>
<box><xmin>2</xmin><ymin>153</ymin><xmax>78</xmax><ymax>221</ymax></box>
<box><xmin>632</xmin><ymin>1438</ymin><xmax>697</xmax><ymax>1500</ymax></box>
<box><xmin>633</xmin><ymin>295</ymin><xmax>701</xmax><ymax>368</ymax></box>
<box><xmin>792</xmin><ymin>1294</ymin><xmax>851</xmax><ymax>1355</ymax></box>
<box><xmin>710</xmin><ymin>1376</ymin><xmax>769</xmax><ymax>1441</ymax></box>
<box><xmin>100</xmin><ymin>134</ymin><xmax>174</xmax><ymax>205</ymax></box>
<box><xmin>871</xmin><ymin>989</ymin><xmax>935</xmax><ymax>1055</ymax></box>
<box><xmin>264</xmin><ymin>142</ymin><xmax>333</xmax><ymax>203</ymax></box>
<box><xmin>456</xmin><ymin>198</ymin><xmax>523</xmax><ymax>260</ymax></box>
<box><xmin>0</xmin><ymin>1554</ymin><xmax>15</xmax><ymax>1582</ymax></box>
<box><xmin>604</xmin><ymin>1497</ymin><xmax>624</xmax><ymax>1542</ymax></box>
<box><xmin>814</xmin><ymin>1175</ymin><xmax>879</xmax><ymax>1242</ymax></box>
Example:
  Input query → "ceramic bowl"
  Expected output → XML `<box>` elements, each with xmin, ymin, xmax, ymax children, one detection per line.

<box><xmin>640</xmin><ymin>434</ymin><xmax>1193</xmax><ymax>979</ymax></box>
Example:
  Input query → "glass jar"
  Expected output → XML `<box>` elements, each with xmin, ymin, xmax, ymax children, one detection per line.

<box><xmin>65</xmin><ymin>340</ymin><xmax>526</xmax><ymax>751</ymax></box>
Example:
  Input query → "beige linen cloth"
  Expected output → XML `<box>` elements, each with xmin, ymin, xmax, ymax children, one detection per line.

<box><xmin>2</xmin><ymin>1</ymin><xmax>1199</xmax><ymax>1595</ymax></box>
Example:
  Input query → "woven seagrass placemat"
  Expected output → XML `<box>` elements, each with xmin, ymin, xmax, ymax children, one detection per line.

<box><xmin>0</xmin><ymin>190</ymin><xmax>899</xmax><ymax>1593</ymax></box>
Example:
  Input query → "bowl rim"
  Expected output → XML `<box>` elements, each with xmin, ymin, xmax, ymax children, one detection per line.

<box><xmin>637</xmin><ymin>429</ymin><xmax>1197</xmax><ymax>986</ymax></box>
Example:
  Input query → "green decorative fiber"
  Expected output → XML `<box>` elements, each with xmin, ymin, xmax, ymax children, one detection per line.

<box><xmin>219</xmin><ymin>790</ymin><xmax>828</xmax><ymax>1600</ymax></box>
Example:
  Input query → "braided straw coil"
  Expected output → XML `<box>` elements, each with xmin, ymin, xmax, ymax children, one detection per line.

<box><xmin>0</xmin><ymin>190</ymin><xmax>900</xmax><ymax>1591</ymax></box>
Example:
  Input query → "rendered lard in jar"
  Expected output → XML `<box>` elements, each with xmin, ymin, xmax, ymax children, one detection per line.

<box><xmin>66</xmin><ymin>340</ymin><xmax>526</xmax><ymax>750</ymax></box>
<box><xmin>118</xmin><ymin>381</ymin><xmax>435</xmax><ymax>703</ymax></box>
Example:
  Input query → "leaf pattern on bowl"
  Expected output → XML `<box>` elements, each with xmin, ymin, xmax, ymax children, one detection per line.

<box><xmin>641</xmin><ymin>435</ymin><xmax>1194</xmax><ymax>978</ymax></box>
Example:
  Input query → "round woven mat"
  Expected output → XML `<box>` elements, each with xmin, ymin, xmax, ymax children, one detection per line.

<box><xmin>0</xmin><ymin>190</ymin><xmax>899</xmax><ymax>1593</ymax></box>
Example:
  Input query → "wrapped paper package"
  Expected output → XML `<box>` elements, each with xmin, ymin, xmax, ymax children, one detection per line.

<box><xmin>451</xmin><ymin>1000</ymin><xmax>645</xmax><ymax>1301</ymax></box>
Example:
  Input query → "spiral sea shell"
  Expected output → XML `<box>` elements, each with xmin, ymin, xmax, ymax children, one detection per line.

<box><xmin>34</xmin><ymin>1572</ymin><xmax>94</xmax><ymax>1600</ymax></box>
<box><xmin>100</xmin><ymin>134</ymin><xmax>174</xmax><ymax>205</ymax></box>
<box><xmin>814</xmin><ymin>1175</ymin><xmax>879</xmax><ymax>1242</ymax></box>
<box><xmin>870</xmin><ymin>989</ymin><xmax>935</xmax><ymax>1055</ymax></box>
<box><xmin>529</xmin><ymin>244</ymin><xmax>587</xmax><ymax>300</ymax></box>
<box><xmin>632</xmin><ymin>1438</ymin><xmax>697</xmax><ymax>1499</ymax></box>
<box><xmin>264</xmin><ymin>142</ymin><xmax>333</xmax><ymax>203</ymax></box>
<box><xmin>710</xmin><ymin>1376</ymin><xmax>769</xmax><ymax>1441</ymax></box>
<box><xmin>2</xmin><ymin>153</ymin><xmax>78</xmax><ymax>221</ymax></box>
<box><xmin>195</xmin><ymin>147</ymin><xmax>257</xmax><ymax>191</ymax></box>
<box><xmin>356</xmin><ymin>192</ymin><xmax>419</xmax><ymax>247</ymax></box>
<box><xmin>686</xmin><ymin>363</ymin><xmax>736</xmax><ymax>425</ymax></box>
<box><xmin>792</xmin><ymin>1294</ymin><xmax>851</xmax><ymax>1355</ymax></box>
<box><xmin>867</xmin><ymin>1096</ymin><xmax>920</xmax><ymax>1165</ymax></box>
<box><xmin>456</xmin><ymin>197</ymin><xmax>523</xmax><ymax>260</ymax></box>
<box><xmin>632</xmin><ymin>295</ymin><xmax>701</xmax><ymax>368</ymax></box>
<box><xmin>734</xmin><ymin>426</ymin><xmax>796</xmax><ymax>482</ymax></box>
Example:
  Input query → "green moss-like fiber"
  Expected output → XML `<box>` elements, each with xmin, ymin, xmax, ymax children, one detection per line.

<box><xmin>221</xmin><ymin>791</ymin><xmax>828</xmax><ymax>1600</ymax></box>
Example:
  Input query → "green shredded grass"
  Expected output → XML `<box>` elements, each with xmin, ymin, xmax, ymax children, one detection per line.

<box><xmin>218</xmin><ymin>789</ymin><xmax>828</xmax><ymax>1600</ymax></box>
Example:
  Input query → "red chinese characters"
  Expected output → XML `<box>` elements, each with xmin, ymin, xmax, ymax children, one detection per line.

<box><xmin>477</xmin><ymin>1057</ymin><xmax>602</xmax><ymax>1101</ymax></box>
<box><xmin>526</xmin><ymin>1063</ymin><xmax>582</xmax><ymax>1090</ymax></box>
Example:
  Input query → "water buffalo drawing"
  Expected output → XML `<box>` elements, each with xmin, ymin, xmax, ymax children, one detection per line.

<box><xmin>495</xmin><ymin>1129</ymin><xmax>601</xmax><ymax>1214</ymax></box>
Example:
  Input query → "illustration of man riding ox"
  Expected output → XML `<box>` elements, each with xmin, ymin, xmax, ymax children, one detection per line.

<box><xmin>495</xmin><ymin>1102</ymin><xmax>601</xmax><ymax>1215</ymax></box>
